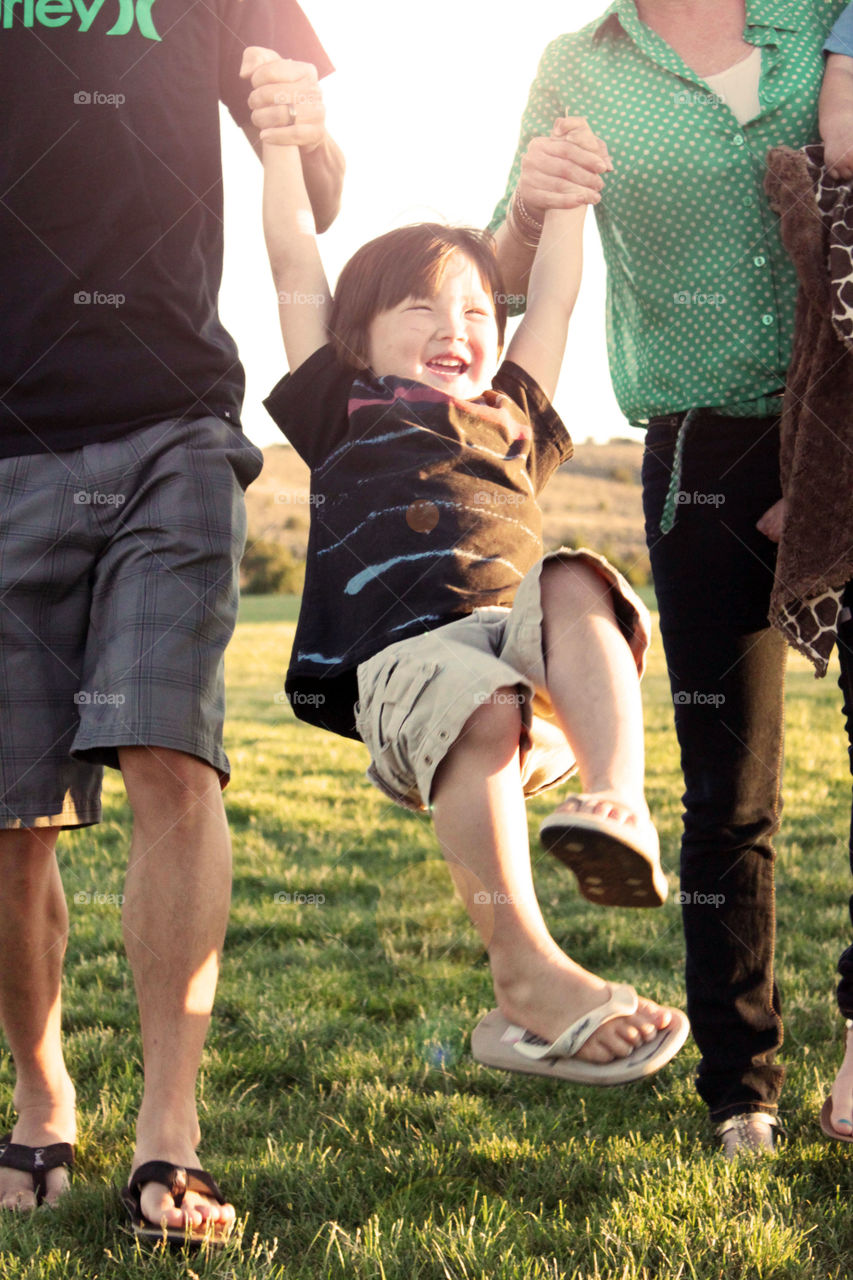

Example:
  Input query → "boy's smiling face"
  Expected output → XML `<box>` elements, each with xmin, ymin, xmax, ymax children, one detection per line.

<box><xmin>366</xmin><ymin>251</ymin><xmax>500</xmax><ymax>399</ymax></box>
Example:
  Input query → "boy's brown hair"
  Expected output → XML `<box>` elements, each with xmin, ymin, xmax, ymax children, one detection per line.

<box><xmin>328</xmin><ymin>224</ymin><xmax>508</xmax><ymax>371</ymax></box>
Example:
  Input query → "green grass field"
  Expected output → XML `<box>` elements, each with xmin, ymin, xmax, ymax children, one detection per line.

<box><xmin>1</xmin><ymin>594</ymin><xmax>852</xmax><ymax>1279</ymax></box>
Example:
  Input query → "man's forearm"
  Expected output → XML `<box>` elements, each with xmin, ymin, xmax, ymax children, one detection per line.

<box><xmin>300</xmin><ymin>132</ymin><xmax>345</xmax><ymax>234</ymax></box>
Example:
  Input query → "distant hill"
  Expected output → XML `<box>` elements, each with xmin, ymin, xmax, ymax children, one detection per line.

<box><xmin>245</xmin><ymin>439</ymin><xmax>649</xmax><ymax>586</ymax></box>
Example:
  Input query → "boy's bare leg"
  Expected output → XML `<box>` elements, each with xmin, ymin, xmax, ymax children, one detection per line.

<box><xmin>539</xmin><ymin>558</ymin><xmax>648</xmax><ymax>823</ymax></box>
<box><xmin>827</xmin><ymin>1026</ymin><xmax>853</xmax><ymax>1136</ymax></box>
<box><xmin>0</xmin><ymin>827</ymin><xmax>76</xmax><ymax>1209</ymax></box>
<box><xmin>119</xmin><ymin>747</ymin><xmax>235</xmax><ymax>1235</ymax></box>
<box><xmin>431</xmin><ymin>695</ymin><xmax>671</xmax><ymax>1063</ymax></box>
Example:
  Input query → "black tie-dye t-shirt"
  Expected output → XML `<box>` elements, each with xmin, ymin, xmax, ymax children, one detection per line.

<box><xmin>264</xmin><ymin>344</ymin><xmax>573</xmax><ymax>738</ymax></box>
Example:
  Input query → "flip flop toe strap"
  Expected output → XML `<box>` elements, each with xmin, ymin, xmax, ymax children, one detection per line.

<box><xmin>512</xmin><ymin>984</ymin><xmax>639</xmax><ymax>1061</ymax></box>
<box><xmin>0</xmin><ymin>1137</ymin><xmax>75</xmax><ymax>1206</ymax></box>
<box><xmin>124</xmin><ymin>1160</ymin><xmax>226</xmax><ymax>1219</ymax></box>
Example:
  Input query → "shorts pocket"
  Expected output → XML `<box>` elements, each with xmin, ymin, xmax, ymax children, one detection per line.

<box><xmin>376</xmin><ymin>660</ymin><xmax>442</xmax><ymax>755</ymax></box>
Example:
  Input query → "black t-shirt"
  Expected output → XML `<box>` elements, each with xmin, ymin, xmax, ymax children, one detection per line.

<box><xmin>0</xmin><ymin>0</ymin><xmax>332</xmax><ymax>457</ymax></box>
<box><xmin>264</xmin><ymin>345</ymin><xmax>573</xmax><ymax>738</ymax></box>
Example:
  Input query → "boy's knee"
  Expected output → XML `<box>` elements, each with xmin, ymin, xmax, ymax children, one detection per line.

<box><xmin>541</xmin><ymin>558</ymin><xmax>613</xmax><ymax>613</ymax></box>
<box><xmin>540</xmin><ymin>558</ymin><xmax>607</xmax><ymax>601</ymax></box>
<box><xmin>456</xmin><ymin>687</ymin><xmax>525</xmax><ymax>757</ymax></box>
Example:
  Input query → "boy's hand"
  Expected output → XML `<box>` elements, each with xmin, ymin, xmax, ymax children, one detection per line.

<box><xmin>756</xmin><ymin>497</ymin><xmax>786</xmax><ymax>543</ymax></box>
<box><xmin>823</xmin><ymin>121</ymin><xmax>853</xmax><ymax>180</ymax></box>
<box><xmin>241</xmin><ymin>47</ymin><xmax>326</xmax><ymax>150</ymax></box>
<box><xmin>517</xmin><ymin>117</ymin><xmax>612</xmax><ymax>217</ymax></box>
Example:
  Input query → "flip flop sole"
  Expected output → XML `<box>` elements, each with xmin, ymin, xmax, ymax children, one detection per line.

<box><xmin>819</xmin><ymin>1096</ymin><xmax>853</xmax><ymax>1142</ymax></box>
<box><xmin>539</xmin><ymin>816</ymin><xmax>668</xmax><ymax>908</ymax></box>
<box><xmin>470</xmin><ymin>1007</ymin><xmax>690</xmax><ymax>1085</ymax></box>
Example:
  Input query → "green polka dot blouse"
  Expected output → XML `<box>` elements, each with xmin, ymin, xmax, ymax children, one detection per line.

<box><xmin>491</xmin><ymin>0</ymin><xmax>846</xmax><ymax>423</ymax></box>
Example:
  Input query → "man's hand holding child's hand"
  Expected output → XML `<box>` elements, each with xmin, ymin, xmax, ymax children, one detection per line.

<box><xmin>241</xmin><ymin>48</ymin><xmax>326</xmax><ymax>150</ymax></box>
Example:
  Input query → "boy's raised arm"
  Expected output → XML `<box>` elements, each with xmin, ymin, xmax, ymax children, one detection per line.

<box><xmin>502</xmin><ymin>116</ymin><xmax>586</xmax><ymax>401</ymax></box>
<box><xmin>504</xmin><ymin>201</ymin><xmax>586</xmax><ymax>403</ymax></box>
<box><xmin>241</xmin><ymin>47</ymin><xmax>332</xmax><ymax>372</ymax></box>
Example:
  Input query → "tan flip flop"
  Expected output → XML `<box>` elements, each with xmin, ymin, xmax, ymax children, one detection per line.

<box><xmin>470</xmin><ymin>983</ymin><xmax>690</xmax><ymax>1085</ymax></box>
<box><xmin>819</xmin><ymin>1097</ymin><xmax>853</xmax><ymax>1142</ymax></box>
<box><xmin>539</xmin><ymin>795</ymin><xmax>667</xmax><ymax>908</ymax></box>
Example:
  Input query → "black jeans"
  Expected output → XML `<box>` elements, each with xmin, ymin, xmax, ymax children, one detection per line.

<box><xmin>835</xmin><ymin>582</ymin><xmax>853</xmax><ymax>1016</ymax></box>
<box><xmin>642</xmin><ymin>412</ymin><xmax>787</xmax><ymax>1120</ymax></box>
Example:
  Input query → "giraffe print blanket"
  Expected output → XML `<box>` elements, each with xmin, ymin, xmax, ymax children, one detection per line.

<box><xmin>764</xmin><ymin>145</ymin><xmax>853</xmax><ymax>677</ymax></box>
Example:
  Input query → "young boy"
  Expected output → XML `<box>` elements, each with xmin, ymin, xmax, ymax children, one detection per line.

<box><xmin>242</xmin><ymin>49</ymin><xmax>688</xmax><ymax>1083</ymax></box>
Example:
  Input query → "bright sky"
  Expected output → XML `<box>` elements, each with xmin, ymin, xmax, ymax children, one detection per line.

<box><xmin>219</xmin><ymin>0</ymin><xmax>638</xmax><ymax>449</ymax></box>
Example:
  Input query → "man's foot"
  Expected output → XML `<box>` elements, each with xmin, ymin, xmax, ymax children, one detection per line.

<box><xmin>491</xmin><ymin>948</ymin><xmax>673</xmax><ymax>1063</ymax></box>
<box><xmin>129</xmin><ymin>1135</ymin><xmax>235</xmax><ymax>1242</ymax></box>
<box><xmin>0</xmin><ymin>1092</ymin><xmax>76</xmax><ymax>1210</ymax></box>
<box><xmin>716</xmin><ymin>1112</ymin><xmax>781</xmax><ymax>1159</ymax></box>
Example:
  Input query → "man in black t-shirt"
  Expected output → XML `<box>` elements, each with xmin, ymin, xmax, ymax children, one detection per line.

<box><xmin>0</xmin><ymin>0</ymin><xmax>342</xmax><ymax>1238</ymax></box>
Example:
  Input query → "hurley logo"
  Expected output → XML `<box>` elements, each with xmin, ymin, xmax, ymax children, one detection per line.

<box><xmin>2</xmin><ymin>0</ymin><xmax>161</xmax><ymax>40</ymax></box>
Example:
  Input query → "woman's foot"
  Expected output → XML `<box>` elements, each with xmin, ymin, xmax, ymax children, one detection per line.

<box><xmin>491</xmin><ymin>947</ymin><xmax>672</xmax><ymax>1062</ymax></box>
<box><xmin>826</xmin><ymin>1027</ymin><xmax>853</xmax><ymax>1137</ymax></box>
<box><xmin>0</xmin><ymin>1085</ymin><xmax>76</xmax><ymax>1210</ymax></box>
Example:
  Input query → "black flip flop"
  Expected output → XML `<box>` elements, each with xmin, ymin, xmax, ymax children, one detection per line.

<box><xmin>120</xmin><ymin>1160</ymin><xmax>231</xmax><ymax>1247</ymax></box>
<box><xmin>0</xmin><ymin>1135</ymin><xmax>74</xmax><ymax>1206</ymax></box>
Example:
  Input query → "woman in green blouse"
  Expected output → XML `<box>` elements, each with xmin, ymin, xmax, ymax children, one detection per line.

<box><xmin>493</xmin><ymin>0</ymin><xmax>846</xmax><ymax>1157</ymax></box>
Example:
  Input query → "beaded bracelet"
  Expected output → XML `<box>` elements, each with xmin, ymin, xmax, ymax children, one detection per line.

<box><xmin>506</xmin><ymin>190</ymin><xmax>543</xmax><ymax>249</ymax></box>
<box><xmin>515</xmin><ymin>191</ymin><xmax>544</xmax><ymax>235</ymax></box>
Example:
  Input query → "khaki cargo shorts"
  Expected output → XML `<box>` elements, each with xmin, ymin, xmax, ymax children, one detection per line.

<box><xmin>354</xmin><ymin>548</ymin><xmax>651</xmax><ymax>812</ymax></box>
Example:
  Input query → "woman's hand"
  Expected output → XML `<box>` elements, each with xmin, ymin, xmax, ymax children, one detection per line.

<box><xmin>518</xmin><ymin>117</ymin><xmax>613</xmax><ymax>218</ymax></box>
<box><xmin>756</xmin><ymin>498</ymin><xmax>786</xmax><ymax>542</ymax></box>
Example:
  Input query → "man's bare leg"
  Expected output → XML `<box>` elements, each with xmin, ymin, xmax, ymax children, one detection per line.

<box><xmin>0</xmin><ymin>827</ymin><xmax>76</xmax><ymax>1209</ymax></box>
<box><xmin>119</xmin><ymin>747</ymin><xmax>234</xmax><ymax>1236</ymax></box>
<box><xmin>431</xmin><ymin>693</ymin><xmax>671</xmax><ymax>1062</ymax></box>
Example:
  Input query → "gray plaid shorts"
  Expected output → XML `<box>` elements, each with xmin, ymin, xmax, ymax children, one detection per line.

<box><xmin>0</xmin><ymin>416</ymin><xmax>263</xmax><ymax>829</ymax></box>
